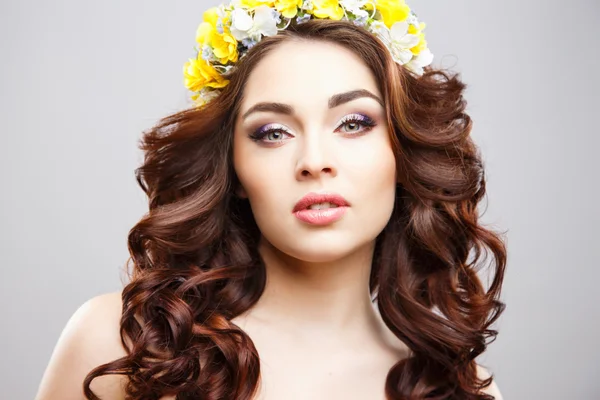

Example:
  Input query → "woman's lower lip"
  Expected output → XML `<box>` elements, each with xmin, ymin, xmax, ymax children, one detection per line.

<box><xmin>293</xmin><ymin>206</ymin><xmax>348</xmax><ymax>225</ymax></box>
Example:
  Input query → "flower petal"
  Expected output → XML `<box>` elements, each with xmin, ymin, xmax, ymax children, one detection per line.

<box><xmin>391</xmin><ymin>48</ymin><xmax>413</xmax><ymax>64</ymax></box>
<box><xmin>253</xmin><ymin>5</ymin><xmax>278</xmax><ymax>36</ymax></box>
<box><xmin>397</xmin><ymin>33</ymin><xmax>420</xmax><ymax>49</ymax></box>
<box><xmin>203</xmin><ymin>7</ymin><xmax>220</xmax><ymax>26</ymax></box>
<box><xmin>404</xmin><ymin>62</ymin><xmax>423</xmax><ymax>76</ymax></box>
<box><xmin>232</xmin><ymin>8</ymin><xmax>253</xmax><ymax>31</ymax></box>
<box><xmin>390</xmin><ymin>21</ymin><xmax>409</xmax><ymax>39</ymax></box>
<box><xmin>412</xmin><ymin>48</ymin><xmax>434</xmax><ymax>67</ymax></box>
<box><xmin>230</xmin><ymin>8</ymin><xmax>253</xmax><ymax>40</ymax></box>
<box><xmin>196</xmin><ymin>22</ymin><xmax>215</xmax><ymax>45</ymax></box>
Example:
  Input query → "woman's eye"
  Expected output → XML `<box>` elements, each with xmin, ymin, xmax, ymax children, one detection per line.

<box><xmin>341</xmin><ymin>121</ymin><xmax>362</xmax><ymax>133</ymax></box>
<box><xmin>248</xmin><ymin>127</ymin><xmax>291</xmax><ymax>143</ymax></box>
<box><xmin>265</xmin><ymin>130</ymin><xmax>288</xmax><ymax>141</ymax></box>
<box><xmin>337</xmin><ymin>114</ymin><xmax>377</xmax><ymax>135</ymax></box>
<box><xmin>248</xmin><ymin>113</ymin><xmax>377</xmax><ymax>144</ymax></box>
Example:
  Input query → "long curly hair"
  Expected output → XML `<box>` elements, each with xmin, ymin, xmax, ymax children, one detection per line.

<box><xmin>83</xmin><ymin>19</ymin><xmax>506</xmax><ymax>400</ymax></box>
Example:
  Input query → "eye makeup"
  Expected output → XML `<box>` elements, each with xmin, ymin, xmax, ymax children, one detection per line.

<box><xmin>247</xmin><ymin>113</ymin><xmax>378</xmax><ymax>144</ymax></box>
<box><xmin>248</xmin><ymin>123</ymin><xmax>292</xmax><ymax>143</ymax></box>
<box><xmin>337</xmin><ymin>113</ymin><xmax>377</xmax><ymax>134</ymax></box>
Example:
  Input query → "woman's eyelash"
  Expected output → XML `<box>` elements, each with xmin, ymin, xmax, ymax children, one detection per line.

<box><xmin>248</xmin><ymin>123</ymin><xmax>291</xmax><ymax>142</ymax></box>
<box><xmin>248</xmin><ymin>113</ymin><xmax>377</xmax><ymax>142</ymax></box>
<box><xmin>339</xmin><ymin>114</ymin><xmax>377</xmax><ymax>132</ymax></box>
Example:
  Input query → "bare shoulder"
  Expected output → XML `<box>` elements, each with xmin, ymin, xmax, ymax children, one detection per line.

<box><xmin>35</xmin><ymin>291</ymin><xmax>128</xmax><ymax>400</ymax></box>
<box><xmin>476</xmin><ymin>364</ymin><xmax>503</xmax><ymax>400</ymax></box>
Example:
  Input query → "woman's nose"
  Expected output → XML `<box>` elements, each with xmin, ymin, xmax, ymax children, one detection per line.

<box><xmin>294</xmin><ymin>132</ymin><xmax>338</xmax><ymax>180</ymax></box>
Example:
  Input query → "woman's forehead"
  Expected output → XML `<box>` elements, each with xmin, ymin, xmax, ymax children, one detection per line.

<box><xmin>240</xmin><ymin>40</ymin><xmax>382</xmax><ymax>109</ymax></box>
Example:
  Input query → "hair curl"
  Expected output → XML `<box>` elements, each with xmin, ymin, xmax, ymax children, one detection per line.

<box><xmin>84</xmin><ymin>19</ymin><xmax>506</xmax><ymax>400</ymax></box>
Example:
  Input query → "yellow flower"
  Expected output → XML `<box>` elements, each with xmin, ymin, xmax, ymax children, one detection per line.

<box><xmin>238</xmin><ymin>0</ymin><xmax>276</xmax><ymax>9</ymax></box>
<box><xmin>407</xmin><ymin>21</ymin><xmax>424</xmax><ymax>35</ymax></box>
<box><xmin>196</xmin><ymin>7</ymin><xmax>233</xmax><ymax>45</ymax></box>
<box><xmin>183</xmin><ymin>58</ymin><xmax>230</xmax><ymax>92</ymax></box>
<box><xmin>196</xmin><ymin>22</ymin><xmax>215</xmax><ymax>45</ymax></box>
<box><xmin>203</xmin><ymin>7</ymin><xmax>220</xmax><ymax>27</ymax></box>
<box><xmin>195</xmin><ymin>12</ymin><xmax>238</xmax><ymax>65</ymax></box>
<box><xmin>410</xmin><ymin>33</ymin><xmax>426</xmax><ymax>55</ymax></box>
<box><xmin>275</xmin><ymin>0</ymin><xmax>303</xmax><ymax>18</ymax></box>
<box><xmin>408</xmin><ymin>22</ymin><xmax>427</xmax><ymax>55</ymax></box>
<box><xmin>211</xmin><ymin>31</ymin><xmax>239</xmax><ymax>64</ymax></box>
<box><xmin>367</xmin><ymin>0</ymin><xmax>410</xmax><ymax>28</ymax></box>
<box><xmin>311</xmin><ymin>0</ymin><xmax>345</xmax><ymax>20</ymax></box>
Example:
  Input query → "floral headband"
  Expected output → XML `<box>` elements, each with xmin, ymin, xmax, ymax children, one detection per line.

<box><xmin>183</xmin><ymin>0</ymin><xmax>434</xmax><ymax>107</ymax></box>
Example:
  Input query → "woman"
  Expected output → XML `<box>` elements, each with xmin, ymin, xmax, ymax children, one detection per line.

<box><xmin>36</xmin><ymin>1</ymin><xmax>506</xmax><ymax>399</ymax></box>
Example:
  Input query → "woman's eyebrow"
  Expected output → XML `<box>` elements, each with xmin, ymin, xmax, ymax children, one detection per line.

<box><xmin>329</xmin><ymin>89</ymin><xmax>384</xmax><ymax>108</ymax></box>
<box><xmin>241</xmin><ymin>89</ymin><xmax>384</xmax><ymax>121</ymax></box>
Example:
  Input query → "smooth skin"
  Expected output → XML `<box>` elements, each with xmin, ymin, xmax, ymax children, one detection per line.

<box><xmin>36</xmin><ymin>40</ymin><xmax>503</xmax><ymax>400</ymax></box>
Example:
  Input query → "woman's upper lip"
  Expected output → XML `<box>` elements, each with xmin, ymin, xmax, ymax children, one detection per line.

<box><xmin>293</xmin><ymin>192</ymin><xmax>350</xmax><ymax>212</ymax></box>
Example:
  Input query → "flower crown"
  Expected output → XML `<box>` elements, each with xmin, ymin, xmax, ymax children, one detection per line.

<box><xmin>183</xmin><ymin>0</ymin><xmax>434</xmax><ymax>107</ymax></box>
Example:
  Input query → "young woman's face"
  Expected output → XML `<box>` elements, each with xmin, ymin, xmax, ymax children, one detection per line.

<box><xmin>233</xmin><ymin>40</ymin><xmax>397</xmax><ymax>262</ymax></box>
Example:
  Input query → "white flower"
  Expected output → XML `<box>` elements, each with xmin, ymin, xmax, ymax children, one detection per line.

<box><xmin>296</xmin><ymin>14</ymin><xmax>311</xmax><ymax>24</ymax></box>
<box><xmin>201</xmin><ymin>45</ymin><xmax>215</xmax><ymax>61</ymax></box>
<box><xmin>354</xmin><ymin>9</ymin><xmax>368</xmax><ymax>19</ymax></box>
<box><xmin>216</xmin><ymin>19</ymin><xmax>225</xmax><ymax>34</ymax></box>
<box><xmin>340</xmin><ymin>0</ymin><xmax>368</xmax><ymax>15</ymax></box>
<box><xmin>353</xmin><ymin>17</ymin><xmax>367</xmax><ymax>26</ymax></box>
<box><xmin>242</xmin><ymin>37</ymin><xmax>259</xmax><ymax>48</ymax></box>
<box><xmin>271</xmin><ymin>8</ymin><xmax>282</xmax><ymax>24</ymax></box>
<box><xmin>390</xmin><ymin>21</ymin><xmax>420</xmax><ymax>64</ymax></box>
<box><xmin>216</xmin><ymin>4</ymin><xmax>228</xmax><ymax>18</ymax></box>
<box><xmin>405</xmin><ymin>48</ymin><xmax>434</xmax><ymax>75</ymax></box>
<box><xmin>230</xmin><ymin>8</ymin><xmax>254</xmax><ymax>39</ymax></box>
<box><xmin>406</xmin><ymin>12</ymin><xmax>419</xmax><ymax>27</ymax></box>
<box><xmin>340</xmin><ymin>0</ymin><xmax>368</xmax><ymax>14</ymax></box>
<box><xmin>368</xmin><ymin>20</ymin><xmax>388</xmax><ymax>36</ymax></box>
<box><xmin>301</xmin><ymin>0</ymin><xmax>313</xmax><ymax>11</ymax></box>
<box><xmin>372</xmin><ymin>21</ymin><xmax>420</xmax><ymax>65</ymax></box>
<box><xmin>230</xmin><ymin>5</ymin><xmax>278</xmax><ymax>41</ymax></box>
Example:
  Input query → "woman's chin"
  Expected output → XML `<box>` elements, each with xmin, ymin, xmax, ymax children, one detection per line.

<box><xmin>265</xmin><ymin>236</ymin><xmax>374</xmax><ymax>264</ymax></box>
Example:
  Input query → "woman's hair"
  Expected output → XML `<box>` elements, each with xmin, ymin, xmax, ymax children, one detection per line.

<box><xmin>84</xmin><ymin>19</ymin><xmax>506</xmax><ymax>400</ymax></box>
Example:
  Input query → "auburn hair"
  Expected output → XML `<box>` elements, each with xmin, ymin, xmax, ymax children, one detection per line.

<box><xmin>84</xmin><ymin>19</ymin><xmax>506</xmax><ymax>400</ymax></box>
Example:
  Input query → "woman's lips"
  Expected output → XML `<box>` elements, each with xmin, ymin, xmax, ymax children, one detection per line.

<box><xmin>293</xmin><ymin>192</ymin><xmax>350</xmax><ymax>212</ymax></box>
<box><xmin>292</xmin><ymin>192</ymin><xmax>350</xmax><ymax>225</ymax></box>
<box><xmin>293</xmin><ymin>206</ymin><xmax>349</xmax><ymax>225</ymax></box>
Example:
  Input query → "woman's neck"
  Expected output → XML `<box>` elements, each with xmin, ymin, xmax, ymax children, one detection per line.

<box><xmin>243</xmin><ymin>236</ymin><xmax>382</xmax><ymax>340</ymax></box>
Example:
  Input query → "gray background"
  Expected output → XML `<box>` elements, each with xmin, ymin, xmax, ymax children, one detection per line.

<box><xmin>1</xmin><ymin>0</ymin><xmax>598</xmax><ymax>399</ymax></box>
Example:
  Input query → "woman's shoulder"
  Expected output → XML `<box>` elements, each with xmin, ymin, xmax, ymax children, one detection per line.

<box><xmin>476</xmin><ymin>364</ymin><xmax>504</xmax><ymax>399</ymax></box>
<box><xmin>37</xmin><ymin>292</ymin><xmax>503</xmax><ymax>400</ymax></box>
<box><xmin>35</xmin><ymin>291</ymin><xmax>128</xmax><ymax>400</ymax></box>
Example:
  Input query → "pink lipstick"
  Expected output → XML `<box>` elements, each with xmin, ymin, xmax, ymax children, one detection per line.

<box><xmin>293</xmin><ymin>192</ymin><xmax>350</xmax><ymax>226</ymax></box>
